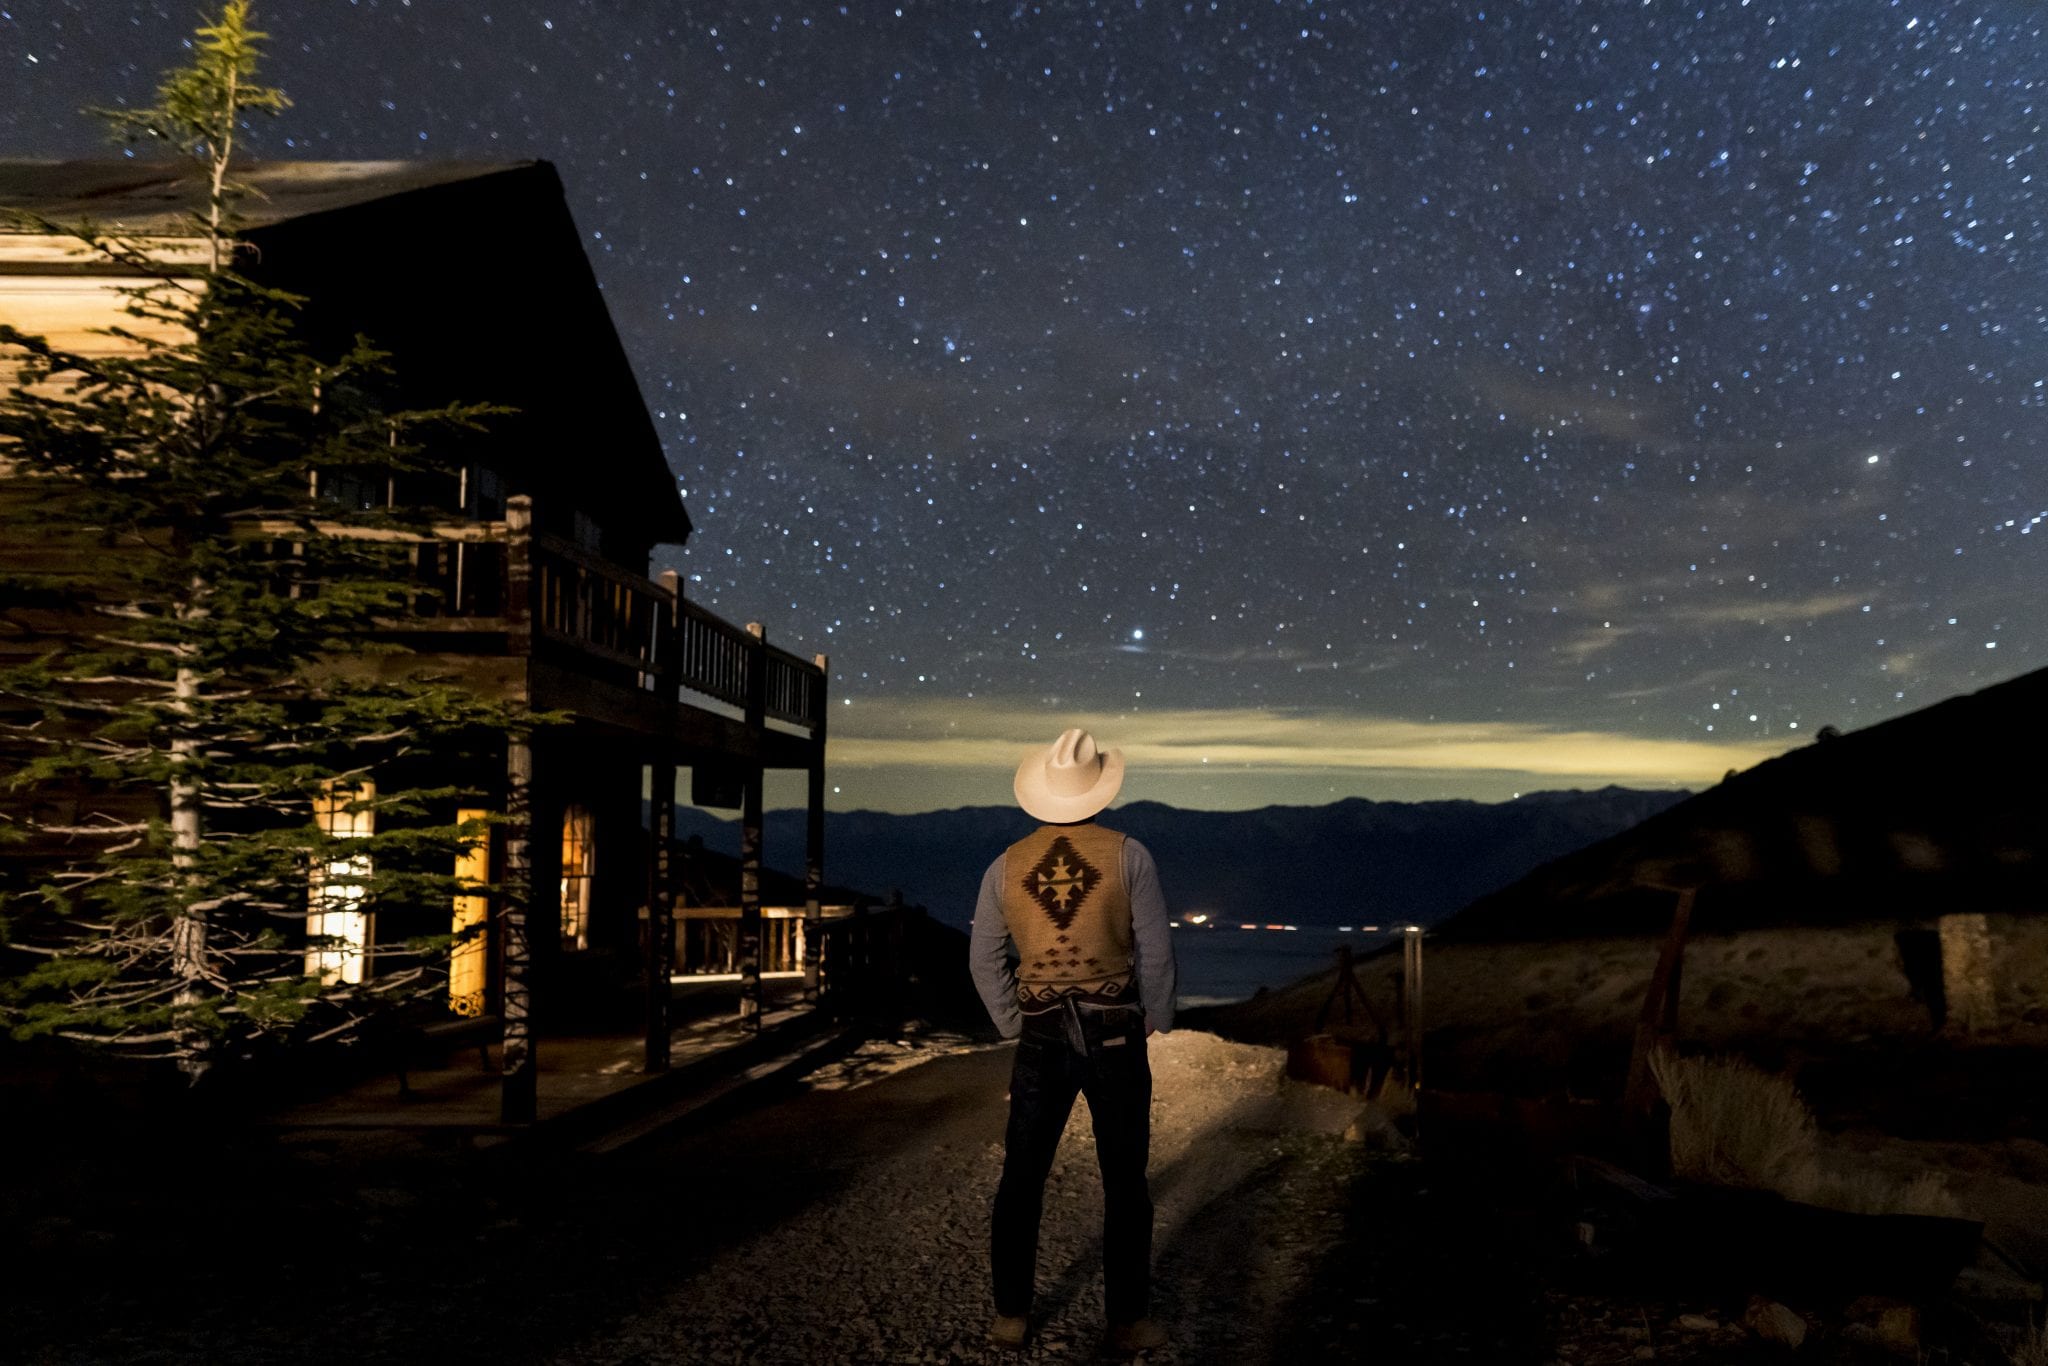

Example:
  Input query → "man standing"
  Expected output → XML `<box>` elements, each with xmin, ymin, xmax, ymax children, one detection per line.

<box><xmin>970</xmin><ymin>728</ymin><xmax>1176</xmax><ymax>1354</ymax></box>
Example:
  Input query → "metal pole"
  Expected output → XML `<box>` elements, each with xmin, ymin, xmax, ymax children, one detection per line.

<box><xmin>1402</xmin><ymin>925</ymin><xmax>1424</xmax><ymax>1092</ymax></box>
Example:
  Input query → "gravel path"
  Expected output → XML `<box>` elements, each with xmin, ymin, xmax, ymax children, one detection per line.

<box><xmin>565</xmin><ymin>1030</ymin><xmax>1364</xmax><ymax>1365</ymax></box>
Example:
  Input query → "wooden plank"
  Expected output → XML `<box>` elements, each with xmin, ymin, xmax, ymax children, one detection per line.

<box><xmin>239</xmin><ymin>518</ymin><xmax>508</xmax><ymax>544</ymax></box>
<box><xmin>534</xmin><ymin>621</ymin><xmax>654</xmax><ymax>675</ymax></box>
<box><xmin>0</xmin><ymin>274</ymin><xmax>195</xmax><ymax>358</ymax></box>
<box><xmin>527</xmin><ymin>657</ymin><xmax>673</xmax><ymax>735</ymax></box>
<box><xmin>531</xmin><ymin>530</ymin><xmax>669</xmax><ymax>600</ymax></box>
<box><xmin>1571</xmin><ymin>1153</ymin><xmax>1679</xmax><ymax>1205</ymax></box>
<box><xmin>0</xmin><ymin>234</ymin><xmax>211</xmax><ymax>271</ymax></box>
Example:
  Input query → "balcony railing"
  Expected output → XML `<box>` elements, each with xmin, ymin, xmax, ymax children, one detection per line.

<box><xmin>676</xmin><ymin>599</ymin><xmax>753</xmax><ymax>709</ymax></box>
<box><xmin>672</xmin><ymin>599</ymin><xmax>826</xmax><ymax>728</ymax></box>
<box><xmin>271</xmin><ymin>502</ymin><xmax>829</xmax><ymax>734</ymax></box>
<box><xmin>532</xmin><ymin>530</ymin><xmax>666</xmax><ymax>686</ymax></box>
<box><xmin>527</xmin><ymin>536</ymin><xmax>826</xmax><ymax>731</ymax></box>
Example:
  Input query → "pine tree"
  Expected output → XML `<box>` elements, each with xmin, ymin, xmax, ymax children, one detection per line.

<box><xmin>0</xmin><ymin>2</ymin><xmax>525</xmax><ymax>1075</ymax></box>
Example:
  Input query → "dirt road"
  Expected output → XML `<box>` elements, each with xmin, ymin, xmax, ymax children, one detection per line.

<box><xmin>564</xmin><ymin>1030</ymin><xmax>1366</xmax><ymax>1365</ymax></box>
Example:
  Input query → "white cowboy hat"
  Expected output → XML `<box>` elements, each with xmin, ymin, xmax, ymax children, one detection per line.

<box><xmin>1014</xmin><ymin>728</ymin><xmax>1125</xmax><ymax>824</ymax></box>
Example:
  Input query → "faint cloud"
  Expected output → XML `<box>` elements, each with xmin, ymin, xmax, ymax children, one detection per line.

<box><xmin>1604</xmin><ymin>668</ymin><xmax>1741</xmax><ymax>702</ymax></box>
<box><xmin>827</xmin><ymin>696</ymin><xmax>1783</xmax><ymax>793</ymax></box>
<box><xmin>1668</xmin><ymin>591</ymin><xmax>1867</xmax><ymax>627</ymax></box>
<box><xmin>1556</xmin><ymin>624</ymin><xmax>1638</xmax><ymax>664</ymax></box>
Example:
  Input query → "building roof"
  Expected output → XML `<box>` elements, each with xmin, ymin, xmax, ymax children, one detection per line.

<box><xmin>1</xmin><ymin>158</ymin><xmax>691</xmax><ymax>550</ymax></box>
<box><xmin>0</xmin><ymin>159</ymin><xmax>528</xmax><ymax>233</ymax></box>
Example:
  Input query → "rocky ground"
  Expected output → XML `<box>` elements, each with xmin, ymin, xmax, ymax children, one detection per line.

<box><xmin>9</xmin><ymin>1027</ymin><xmax>2045</xmax><ymax>1364</ymax></box>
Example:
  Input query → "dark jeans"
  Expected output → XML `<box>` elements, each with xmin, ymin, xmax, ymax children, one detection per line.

<box><xmin>991</xmin><ymin>1007</ymin><xmax>1153</xmax><ymax>1324</ymax></box>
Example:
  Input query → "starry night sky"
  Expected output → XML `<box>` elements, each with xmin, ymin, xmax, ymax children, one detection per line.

<box><xmin>5</xmin><ymin>1</ymin><xmax>2043</xmax><ymax>812</ymax></box>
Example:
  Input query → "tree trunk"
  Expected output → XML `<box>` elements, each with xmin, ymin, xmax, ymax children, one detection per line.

<box><xmin>169</xmin><ymin>662</ymin><xmax>208</xmax><ymax>1081</ymax></box>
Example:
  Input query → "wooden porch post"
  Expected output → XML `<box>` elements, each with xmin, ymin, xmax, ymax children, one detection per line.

<box><xmin>501</xmin><ymin>495</ymin><xmax>537</xmax><ymax>1124</ymax></box>
<box><xmin>645</xmin><ymin>759</ymin><xmax>676</xmax><ymax>1070</ymax></box>
<box><xmin>645</xmin><ymin>568</ymin><xmax>683</xmax><ymax>1071</ymax></box>
<box><xmin>739</xmin><ymin>622</ymin><xmax>767</xmax><ymax>1030</ymax></box>
<box><xmin>803</xmin><ymin>652</ymin><xmax>828</xmax><ymax>1004</ymax></box>
<box><xmin>501</xmin><ymin>735</ymin><xmax>537</xmax><ymax>1123</ymax></box>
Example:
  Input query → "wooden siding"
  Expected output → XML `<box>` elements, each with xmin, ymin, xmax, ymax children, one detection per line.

<box><xmin>0</xmin><ymin>238</ymin><xmax>202</xmax><ymax>391</ymax></box>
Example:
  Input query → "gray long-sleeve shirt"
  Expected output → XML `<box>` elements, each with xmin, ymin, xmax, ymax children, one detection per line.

<box><xmin>969</xmin><ymin>833</ymin><xmax>1177</xmax><ymax>1039</ymax></box>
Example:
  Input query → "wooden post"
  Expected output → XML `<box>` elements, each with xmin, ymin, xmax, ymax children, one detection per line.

<box><xmin>1623</xmin><ymin>885</ymin><xmax>1697</xmax><ymax>1121</ymax></box>
<box><xmin>504</xmin><ymin>496</ymin><xmax>532</xmax><ymax>657</ymax></box>
<box><xmin>803</xmin><ymin>652</ymin><xmax>828</xmax><ymax>1004</ymax></box>
<box><xmin>645</xmin><ymin>759</ymin><xmax>676</xmax><ymax>1071</ymax></box>
<box><xmin>1401</xmin><ymin>926</ymin><xmax>1424</xmax><ymax>1091</ymax></box>
<box><xmin>1939</xmin><ymin>912</ymin><xmax>1999</xmax><ymax>1037</ymax></box>
<box><xmin>501</xmin><ymin>735</ymin><xmax>537</xmax><ymax>1124</ymax></box>
<box><xmin>645</xmin><ymin>568</ymin><xmax>683</xmax><ymax>1071</ymax></box>
<box><xmin>738</xmin><ymin>622</ymin><xmax>767</xmax><ymax>1030</ymax></box>
<box><xmin>499</xmin><ymin>496</ymin><xmax>537</xmax><ymax>1123</ymax></box>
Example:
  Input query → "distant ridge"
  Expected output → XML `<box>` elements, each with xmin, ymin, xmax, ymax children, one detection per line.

<box><xmin>672</xmin><ymin>787</ymin><xmax>1690</xmax><ymax>930</ymax></box>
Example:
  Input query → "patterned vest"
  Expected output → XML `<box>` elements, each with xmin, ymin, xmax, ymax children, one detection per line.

<box><xmin>1000</xmin><ymin>822</ymin><xmax>1135</xmax><ymax>1013</ymax></box>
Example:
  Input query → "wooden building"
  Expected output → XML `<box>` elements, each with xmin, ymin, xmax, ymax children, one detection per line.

<box><xmin>0</xmin><ymin>159</ymin><xmax>829</xmax><ymax>1120</ymax></box>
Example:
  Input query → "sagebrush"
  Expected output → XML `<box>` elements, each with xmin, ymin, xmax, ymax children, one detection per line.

<box><xmin>1650</xmin><ymin>1049</ymin><xmax>1959</xmax><ymax>1218</ymax></box>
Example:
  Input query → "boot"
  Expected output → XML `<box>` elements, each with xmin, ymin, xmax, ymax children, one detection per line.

<box><xmin>988</xmin><ymin>1314</ymin><xmax>1029</xmax><ymax>1350</ymax></box>
<box><xmin>1107</xmin><ymin>1318</ymin><xmax>1168</xmax><ymax>1354</ymax></box>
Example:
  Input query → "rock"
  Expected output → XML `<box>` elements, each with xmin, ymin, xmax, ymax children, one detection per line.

<box><xmin>1843</xmin><ymin>1297</ymin><xmax>1919</xmax><ymax>1354</ymax></box>
<box><xmin>1675</xmin><ymin>1314</ymin><xmax>1721</xmax><ymax>1332</ymax></box>
<box><xmin>1873</xmin><ymin>1305</ymin><xmax>1920</xmax><ymax>1354</ymax></box>
<box><xmin>1954</xmin><ymin>1265</ymin><xmax>2045</xmax><ymax>1303</ymax></box>
<box><xmin>1743</xmin><ymin>1296</ymin><xmax>1807</xmax><ymax>1350</ymax></box>
<box><xmin>1342</xmin><ymin>1104</ymin><xmax>1412</xmax><ymax>1152</ymax></box>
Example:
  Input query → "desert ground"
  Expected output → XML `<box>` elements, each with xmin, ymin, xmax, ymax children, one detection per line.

<box><xmin>1200</xmin><ymin>912</ymin><xmax>2048</xmax><ymax>1273</ymax></box>
<box><xmin>12</xmin><ymin>909</ymin><xmax>2048</xmax><ymax>1364</ymax></box>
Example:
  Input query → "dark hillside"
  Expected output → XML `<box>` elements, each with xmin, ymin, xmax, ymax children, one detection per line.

<box><xmin>674</xmin><ymin>786</ymin><xmax>1690</xmax><ymax>931</ymax></box>
<box><xmin>1438</xmin><ymin>665</ymin><xmax>2048</xmax><ymax>941</ymax></box>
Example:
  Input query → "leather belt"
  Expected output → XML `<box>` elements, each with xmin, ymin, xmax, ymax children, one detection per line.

<box><xmin>1022</xmin><ymin>1001</ymin><xmax>1141</xmax><ymax>1051</ymax></box>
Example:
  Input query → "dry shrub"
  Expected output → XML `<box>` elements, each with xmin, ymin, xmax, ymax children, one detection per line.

<box><xmin>1649</xmin><ymin>1049</ymin><xmax>1816</xmax><ymax>1190</ymax></box>
<box><xmin>2011</xmin><ymin>1321</ymin><xmax>2048</xmax><ymax>1366</ymax></box>
<box><xmin>1649</xmin><ymin>1050</ymin><xmax>1961</xmax><ymax>1218</ymax></box>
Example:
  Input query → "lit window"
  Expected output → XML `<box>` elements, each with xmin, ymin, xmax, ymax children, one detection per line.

<box><xmin>308</xmin><ymin>782</ymin><xmax>374</xmax><ymax>985</ymax></box>
<box><xmin>450</xmin><ymin>807</ymin><xmax>490</xmax><ymax>1017</ymax></box>
<box><xmin>560</xmin><ymin>804</ymin><xmax>594</xmax><ymax>951</ymax></box>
